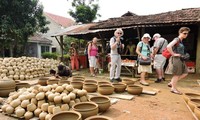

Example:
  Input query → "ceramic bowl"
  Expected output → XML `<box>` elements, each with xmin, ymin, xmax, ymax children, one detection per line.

<box><xmin>84</xmin><ymin>80</ymin><xmax>98</xmax><ymax>84</ymax></box>
<box><xmin>98</xmin><ymin>84</ymin><xmax>114</xmax><ymax>95</ymax></box>
<box><xmin>188</xmin><ymin>98</ymin><xmax>200</xmax><ymax>111</ymax></box>
<box><xmin>47</xmin><ymin>79</ymin><xmax>59</xmax><ymax>85</ymax></box>
<box><xmin>89</xmin><ymin>96</ymin><xmax>111</xmax><ymax>113</ymax></box>
<box><xmin>183</xmin><ymin>93</ymin><xmax>200</xmax><ymax>103</ymax></box>
<box><xmin>38</xmin><ymin>77</ymin><xmax>49</xmax><ymax>86</ymax></box>
<box><xmin>112</xmin><ymin>83</ymin><xmax>127</xmax><ymax>93</ymax></box>
<box><xmin>72</xmin><ymin>76</ymin><xmax>85</xmax><ymax>81</ymax></box>
<box><xmin>127</xmin><ymin>85</ymin><xmax>143</xmax><ymax>95</ymax></box>
<box><xmin>50</xmin><ymin>111</ymin><xmax>82</xmax><ymax>120</ymax></box>
<box><xmin>83</xmin><ymin>83</ymin><xmax>97</xmax><ymax>93</ymax></box>
<box><xmin>58</xmin><ymin>80</ymin><xmax>70</xmax><ymax>85</ymax></box>
<box><xmin>85</xmin><ymin>115</ymin><xmax>113</xmax><ymax>120</ymax></box>
<box><xmin>72</xmin><ymin>102</ymin><xmax>98</xmax><ymax>119</ymax></box>
<box><xmin>70</xmin><ymin>81</ymin><xmax>84</xmax><ymax>89</ymax></box>
<box><xmin>122</xmin><ymin>79</ymin><xmax>135</xmax><ymax>85</ymax></box>
<box><xmin>98</xmin><ymin>81</ymin><xmax>111</xmax><ymax>86</ymax></box>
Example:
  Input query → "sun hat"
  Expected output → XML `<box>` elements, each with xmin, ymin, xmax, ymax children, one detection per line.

<box><xmin>153</xmin><ymin>33</ymin><xmax>161</xmax><ymax>38</ymax></box>
<box><xmin>142</xmin><ymin>33</ymin><xmax>151</xmax><ymax>40</ymax></box>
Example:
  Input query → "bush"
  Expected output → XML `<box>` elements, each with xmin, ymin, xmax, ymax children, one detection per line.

<box><xmin>41</xmin><ymin>52</ymin><xmax>58</xmax><ymax>59</ymax></box>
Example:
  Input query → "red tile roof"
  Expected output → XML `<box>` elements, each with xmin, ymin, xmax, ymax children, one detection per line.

<box><xmin>44</xmin><ymin>12</ymin><xmax>75</xmax><ymax>27</ymax></box>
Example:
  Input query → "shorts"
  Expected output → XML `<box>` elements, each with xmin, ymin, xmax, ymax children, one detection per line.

<box><xmin>89</xmin><ymin>56</ymin><xmax>97</xmax><ymax>67</ymax></box>
<box><xmin>153</xmin><ymin>54</ymin><xmax>166</xmax><ymax>69</ymax></box>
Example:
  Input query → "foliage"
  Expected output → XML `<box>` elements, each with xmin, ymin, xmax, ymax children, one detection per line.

<box><xmin>68</xmin><ymin>0</ymin><xmax>100</xmax><ymax>23</ymax></box>
<box><xmin>41</xmin><ymin>52</ymin><xmax>58</xmax><ymax>59</ymax></box>
<box><xmin>0</xmin><ymin>0</ymin><xmax>49</xmax><ymax>57</ymax></box>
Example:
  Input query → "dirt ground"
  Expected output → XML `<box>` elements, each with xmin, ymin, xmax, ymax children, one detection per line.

<box><xmin>0</xmin><ymin>70</ymin><xmax>200</xmax><ymax>120</ymax></box>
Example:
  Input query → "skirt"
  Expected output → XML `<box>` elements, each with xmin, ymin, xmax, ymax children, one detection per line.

<box><xmin>138</xmin><ymin>65</ymin><xmax>152</xmax><ymax>73</ymax></box>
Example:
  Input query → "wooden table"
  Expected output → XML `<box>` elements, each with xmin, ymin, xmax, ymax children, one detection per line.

<box><xmin>121</xmin><ymin>61</ymin><xmax>138</xmax><ymax>77</ymax></box>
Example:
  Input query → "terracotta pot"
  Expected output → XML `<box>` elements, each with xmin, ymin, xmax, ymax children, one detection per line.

<box><xmin>188</xmin><ymin>98</ymin><xmax>200</xmax><ymax>111</ymax></box>
<box><xmin>194</xmin><ymin>106</ymin><xmax>200</xmax><ymax>120</ymax></box>
<box><xmin>47</xmin><ymin>79</ymin><xmax>59</xmax><ymax>85</ymax></box>
<box><xmin>127</xmin><ymin>85</ymin><xmax>143</xmax><ymax>95</ymax></box>
<box><xmin>85</xmin><ymin>115</ymin><xmax>113</xmax><ymax>120</ymax></box>
<box><xmin>50</xmin><ymin>111</ymin><xmax>82</xmax><ymax>120</ymax></box>
<box><xmin>83</xmin><ymin>83</ymin><xmax>97</xmax><ymax>93</ymax></box>
<box><xmin>89</xmin><ymin>96</ymin><xmax>111</xmax><ymax>113</ymax></box>
<box><xmin>183</xmin><ymin>93</ymin><xmax>200</xmax><ymax>103</ymax></box>
<box><xmin>38</xmin><ymin>77</ymin><xmax>49</xmax><ymax>86</ymax></box>
<box><xmin>112</xmin><ymin>83</ymin><xmax>127</xmax><ymax>93</ymax></box>
<box><xmin>98</xmin><ymin>81</ymin><xmax>111</xmax><ymax>86</ymax></box>
<box><xmin>0</xmin><ymin>78</ymin><xmax>16</xmax><ymax>88</ymax></box>
<box><xmin>84</xmin><ymin>80</ymin><xmax>97</xmax><ymax>84</ymax></box>
<box><xmin>122</xmin><ymin>79</ymin><xmax>135</xmax><ymax>85</ymax></box>
<box><xmin>72</xmin><ymin>76</ymin><xmax>85</xmax><ymax>81</ymax></box>
<box><xmin>72</xmin><ymin>102</ymin><xmax>98</xmax><ymax>119</ymax></box>
<box><xmin>16</xmin><ymin>83</ymin><xmax>31</xmax><ymax>90</ymax></box>
<box><xmin>0</xmin><ymin>88</ymin><xmax>15</xmax><ymax>97</ymax></box>
<box><xmin>98</xmin><ymin>84</ymin><xmax>114</xmax><ymax>95</ymax></box>
<box><xmin>70</xmin><ymin>81</ymin><xmax>84</xmax><ymax>89</ymax></box>
<box><xmin>58</xmin><ymin>80</ymin><xmax>70</xmax><ymax>85</ymax></box>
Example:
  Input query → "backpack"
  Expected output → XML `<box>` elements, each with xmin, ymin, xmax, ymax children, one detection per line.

<box><xmin>84</xmin><ymin>42</ymin><xmax>92</xmax><ymax>55</ymax></box>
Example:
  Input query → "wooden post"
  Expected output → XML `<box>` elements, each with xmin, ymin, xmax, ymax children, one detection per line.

<box><xmin>60</xmin><ymin>35</ymin><xmax>64</xmax><ymax>62</ymax></box>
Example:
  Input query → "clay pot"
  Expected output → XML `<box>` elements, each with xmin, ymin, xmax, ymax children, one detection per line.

<box><xmin>58</xmin><ymin>80</ymin><xmax>70</xmax><ymax>85</ymax></box>
<box><xmin>112</xmin><ymin>83</ymin><xmax>127</xmax><ymax>93</ymax></box>
<box><xmin>50</xmin><ymin>111</ymin><xmax>82</xmax><ymax>120</ymax></box>
<box><xmin>16</xmin><ymin>83</ymin><xmax>31</xmax><ymax>90</ymax></box>
<box><xmin>98</xmin><ymin>84</ymin><xmax>114</xmax><ymax>95</ymax></box>
<box><xmin>188</xmin><ymin>98</ymin><xmax>200</xmax><ymax>111</ymax></box>
<box><xmin>38</xmin><ymin>77</ymin><xmax>49</xmax><ymax>86</ymax></box>
<box><xmin>0</xmin><ymin>88</ymin><xmax>15</xmax><ymax>97</ymax></box>
<box><xmin>47</xmin><ymin>79</ymin><xmax>59</xmax><ymax>85</ymax></box>
<box><xmin>85</xmin><ymin>115</ymin><xmax>113</xmax><ymax>120</ymax></box>
<box><xmin>83</xmin><ymin>83</ymin><xmax>97</xmax><ymax>93</ymax></box>
<box><xmin>70</xmin><ymin>81</ymin><xmax>84</xmax><ymax>89</ymax></box>
<box><xmin>89</xmin><ymin>96</ymin><xmax>111</xmax><ymax>113</ymax></box>
<box><xmin>84</xmin><ymin>80</ymin><xmax>97</xmax><ymax>84</ymax></box>
<box><xmin>194</xmin><ymin>106</ymin><xmax>200</xmax><ymax>120</ymax></box>
<box><xmin>0</xmin><ymin>78</ymin><xmax>16</xmax><ymax>97</ymax></box>
<box><xmin>60</xmin><ymin>76</ymin><xmax>68</xmax><ymax>80</ymax></box>
<box><xmin>122</xmin><ymin>79</ymin><xmax>135</xmax><ymax>85</ymax></box>
<box><xmin>72</xmin><ymin>76</ymin><xmax>85</xmax><ymax>81</ymax></box>
<box><xmin>72</xmin><ymin>102</ymin><xmax>98</xmax><ymax>119</ymax></box>
<box><xmin>127</xmin><ymin>85</ymin><xmax>143</xmax><ymax>95</ymax></box>
<box><xmin>183</xmin><ymin>93</ymin><xmax>200</xmax><ymax>103</ymax></box>
<box><xmin>98</xmin><ymin>81</ymin><xmax>111</xmax><ymax>85</ymax></box>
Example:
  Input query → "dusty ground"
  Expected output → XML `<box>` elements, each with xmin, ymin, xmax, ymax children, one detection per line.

<box><xmin>0</xmin><ymin>70</ymin><xmax>200</xmax><ymax>120</ymax></box>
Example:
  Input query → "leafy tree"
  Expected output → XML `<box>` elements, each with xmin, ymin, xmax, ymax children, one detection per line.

<box><xmin>0</xmin><ymin>0</ymin><xmax>49</xmax><ymax>57</ymax></box>
<box><xmin>68</xmin><ymin>0</ymin><xmax>100</xmax><ymax>23</ymax></box>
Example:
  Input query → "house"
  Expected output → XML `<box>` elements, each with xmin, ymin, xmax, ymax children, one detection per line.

<box><xmin>53</xmin><ymin>8</ymin><xmax>200</xmax><ymax>73</ymax></box>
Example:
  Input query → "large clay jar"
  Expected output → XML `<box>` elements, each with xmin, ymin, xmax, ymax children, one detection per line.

<box><xmin>50</xmin><ymin>111</ymin><xmax>82</xmax><ymax>120</ymax></box>
<box><xmin>89</xmin><ymin>96</ymin><xmax>111</xmax><ymax>113</ymax></box>
<box><xmin>70</xmin><ymin>81</ymin><xmax>84</xmax><ymax>89</ymax></box>
<box><xmin>84</xmin><ymin>80</ymin><xmax>97</xmax><ymax>84</ymax></box>
<box><xmin>72</xmin><ymin>102</ymin><xmax>98</xmax><ymax>119</ymax></box>
<box><xmin>112</xmin><ymin>83</ymin><xmax>127</xmax><ymax>93</ymax></box>
<box><xmin>85</xmin><ymin>115</ymin><xmax>113</xmax><ymax>120</ymax></box>
<box><xmin>188</xmin><ymin>98</ymin><xmax>200</xmax><ymax>111</ymax></box>
<box><xmin>194</xmin><ymin>106</ymin><xmax>200</xmax><ymax>120</ymax></box>
<box><xmin>183</xmin><ymin>93</ymin><xmax>200</xmax><ymax>103</ymax></box>
<box><xmin>0</xmin><ymin>77</ymin><xmax>16</xmax><ymax>97</ymax></box>
<box><xmin>83</xmin><ymin>83</ymin><xmax>97</xmax><ymax>93</ymax></box>
<box><xmin>127</xmin><ymin>85</ymin><xmax>143</xmax><ymax>95</ymax></box>
<box><xmin>122</xmin><ymin>78</ymin><xmax>135</xmax><ymax>85</ymax></box>
<box><xmin>38</xmin><ymin>77</ymin><xmax>49</xmax><ymax>86</ymax></box>
<box><xmin>98</xmin><ymin>84</ymin><xmax>114</xmax><ymax>95</ymax></box>
<box><xmin>16</xmin><ymin>83</ymin><xmax>31</xmax><ymax>90</ymax></box>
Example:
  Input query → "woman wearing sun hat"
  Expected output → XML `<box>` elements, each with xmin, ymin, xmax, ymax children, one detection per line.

<box><xmin>136</xmin><ymin>33</ymin><xmax>152</xmax><ymax>86</ymax></box>
<box><xmin>69</xmin><ymin>42</ymin><xmax>79</xmax><ymax>71</ymax></box>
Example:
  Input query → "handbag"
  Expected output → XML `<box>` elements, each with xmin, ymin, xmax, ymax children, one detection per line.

<box><xmin>162</xmin><ymin>48</ymin><xmax>171</xmax><ymax>59</ymax></box>
<box><xmin>138</xmin><ymin>57</ymin><xmax>151</xmax><ymax>65</ymax></box>
<box><xmin>180</xmin><ymin>53</ymin><xmax>190</xmax><ymax>61</ymax></box>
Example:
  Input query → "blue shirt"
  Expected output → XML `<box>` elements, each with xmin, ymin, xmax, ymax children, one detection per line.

<box><xmin>137</xmin><ymin>41</ymin><xmax>151</xmax><ymax>57</ymax></box>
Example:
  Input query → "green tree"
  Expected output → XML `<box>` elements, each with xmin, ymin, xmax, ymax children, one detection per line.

<box><xmin>0</xmin><ymin>0</ymin><xmax>49</xmax><ymax>57</ymax></box>
<box><xmin>68</xmin><ymin>0</ymin><xmax>100</xmax><ymax>23</ymax></box>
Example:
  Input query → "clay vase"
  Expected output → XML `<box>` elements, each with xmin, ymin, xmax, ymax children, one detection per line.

<box><xmin>112</xmin><ymin>83</ymin><xmax>127</xmax><ymax>93</ymax></box>
<box><xmin>98</xmin><ymin>84</ymin><xmax>114</xmax><ymax>95</ymax></box>
<box><xmin>84</xmin><ymin>80</ymin><xmax>97</xmax><ymax>84</ymax></box>
<box><xmin>0</xmin><ymin>78</ymin><xmax>16</xmax><ymax>97</ymax></box>
<box><xmin>38</xmin><ymin>77</ymin><xmax>49</xmax><ymax>86</ymax></box>
<box><xmin>83</xmin><ymin>83</ymin><xmax>97</xmax><ymax>93</ymax></box>
<box><xmin>194</xmin><ymin>106</ymin><xmax>200</xmax><ymax>120</ymax></box>
<box><xmin>188</xmin><ymin>98</ymin><xmax>200</xmax><ymax>111</ymax></box>
<box><xmin>16</xmin><ymin>83</ymin><xmax>31</xmax><ymax>90</ymax></box>
<box><xmin>70</xmin><ymin>81</ymin><xmax>84</xmax><ymax>89</ymax></box>
<box><xmin>89</xmin><ymin>96</ymin><xmax>111</xmax><ymax>113</ymax></box>
<box><xmin>122</xmin><ymin>79</ymin><xmax>135</xmax><ymax>85</ymax></box>
<box><xmin>72</xmin><ymin>102</ymin><xmax>98</xmax><ymax>119</ymax></box>
<box><xmin>183</xmin><ymin>93</ymin><xmax>200</xmax><ymax>103</ymax></box>
<box><xmin>85</xmin><ymin>115</ymin><xmax>113</xmax><ymax>120</ymax></box>
<box><xmin>98</xmin><ymin>81</ymin><xmax>111</xmax><ymax>86</ymax></box>
<box><xmin>50</xmin><ymin>111</ymin><xmax>82</xmax><ymax>120</ymax></box>
<box><xmin>127</xmin><ymin>85</ymin><xmax>143</xmax><ymax>95</ymax></box>
<box><xmin>47</xmin><ymin>79</ymin><xmax>59</xmax><ymax>85</ymax></box>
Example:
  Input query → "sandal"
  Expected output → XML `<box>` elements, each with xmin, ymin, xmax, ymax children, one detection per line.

<box><xmin>170</xmin><ymin>89</ymin><xmax>182</xmax><ymax>95</ymax></box>
<box><xmin>167</xmin><ymin>83</ymin><xmax>172</xmax><ymax>87</ymax></box>
<box><xmin>140</xmin><ymin>81</ymin><xmax>149</xmax><ymax>86</ymax></box>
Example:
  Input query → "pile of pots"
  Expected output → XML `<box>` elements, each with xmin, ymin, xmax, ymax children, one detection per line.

<box><xmin>183</xmin><ymin>92</ymin><xmax>200</xmax><ymax>119</ymax></box>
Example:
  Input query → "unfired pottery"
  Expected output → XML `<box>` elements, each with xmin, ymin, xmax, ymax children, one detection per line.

<box><xmin>70</xmin><ymin>81</ymin><xmax>84</xmax><ymax>89</ymax></box>
<box><xmin>122</xmin><ymin>78</ymin><xmax>135</xmax><ymax>85</ymax></box>
<box><xmin>85</xmin><ymin>115</ymin><xmax>113</xmax><ymax>120</ymax></box>
<box><xmin>47</xmin><ymin>79</ymin><xmax>59</xmax><ymax>85</ymax></box>
<box><xmin>127</xmin><ymin>85</ymin><xmax>143</xmax><ymax>95</ymax></box>
<box><xmin>38</xmin><ymin>77</ymin><xmax>49</xmax><ymax>86</ymax></box>
<box><xmin>112</xmin><ymin>83</ymin><xmax>127</xmax><ymax>93</ymax></box>
<box><xmin>98</xmin><ymin>81</ymin><xmax>111</xmax><ymax>85</ymax></box>
<box><xmin>183</xmin><ymin>93</ymin><xmax>200</xmax><ymax>103</ymax></box>
<box><xmin>83</xmin><ymin>83</ymin><xmax>97</xmax><ymax>93</ymax></box>
<box><xmin>50</xmin><ymin>111</ymin><xmax>82</xmax><ymax>120</ymax></box>
<box><xmin>98</xmin><ymin>84</ymin><xmax>114</xmax><ymax>95</ymax></box>
<box><xmin>194</xmin><ymin>106</ymin><xmax>200</xmax><ymax>120</ymax></box>
<box><xmin>16</xmin><ymin>83</ymin><xmax>31</xmax><ymax>90</ymax></box>
<box><xmin>188</xmin><ymin>98</ymin><xmax>200</xmax><ymax>111</ymax></box>
<box><xmin>84</xmin><ymin>80</ymin><xmax>98</xmax><ymax>84</ymax></box>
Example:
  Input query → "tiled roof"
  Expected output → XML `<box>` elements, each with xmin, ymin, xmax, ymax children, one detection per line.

<box><xmin>44</xmin><ymin>12</ymin><xmax>75</xmax><ymax>27</ymax></box>
<box><xmin>29</xmin><ymin>33</ymin><xmax>52</xmax><ymax>44</ymax></box>
<box><xmin>91</xmin><ymin>8</ymin><xmax>200</xmax><ymax>29</ymax></box>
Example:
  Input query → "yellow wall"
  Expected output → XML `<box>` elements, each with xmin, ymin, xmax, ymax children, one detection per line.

<box><xmin>196</xmin><ymin>25</ymin><xmax>200</xmax><ymax>73</ymax></box>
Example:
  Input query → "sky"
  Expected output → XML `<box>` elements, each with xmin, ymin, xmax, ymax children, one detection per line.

<box><xmin>39</xmin><ymin>0</ymin><xmax>200</xmax><ymax>21</ymax></box>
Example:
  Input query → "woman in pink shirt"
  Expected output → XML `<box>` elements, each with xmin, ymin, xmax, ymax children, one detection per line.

<box><xmin>88</xmin><ymin>37</ymin><xmax>98</xmax><ymax>77</ymax></box>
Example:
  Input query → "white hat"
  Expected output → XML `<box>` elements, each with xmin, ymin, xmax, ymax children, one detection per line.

<box><xmin>142</xmin><ymin>33</ymin><xmax>151</xmax><ymax>40</ymax></box>
<box><xmin>153</xmin><ymin>33</ymin><xmax>161</xmax><ymax>38</ymax></box>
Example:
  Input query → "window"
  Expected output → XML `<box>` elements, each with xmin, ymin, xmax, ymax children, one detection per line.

<box><xmin>41</xmin><ymin>46</ymin><xmax>50</xmax><ymax>53</ymax></box>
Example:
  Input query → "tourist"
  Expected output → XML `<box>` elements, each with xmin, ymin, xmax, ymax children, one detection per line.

<box><xmin>69</xmin><ymin>42</ymin><xmax>79</xmax><ymax>71</ymax></box>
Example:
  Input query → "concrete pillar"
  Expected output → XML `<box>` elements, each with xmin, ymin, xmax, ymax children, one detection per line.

<box><xmin>196</xmin><ymin>26</ymin><xmax>200</xmax><ymax>73</ymax></box>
